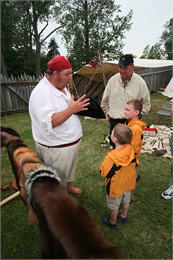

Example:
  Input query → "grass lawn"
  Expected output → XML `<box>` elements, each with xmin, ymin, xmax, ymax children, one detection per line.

<box><xmin>1</xmin><ymin>92</ymin><xmax>172</xmax><ymax>259</ymax></box>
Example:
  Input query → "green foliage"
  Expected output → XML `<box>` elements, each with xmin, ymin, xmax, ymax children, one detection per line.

<box><xmin>2</xmin><ymin>48</ymin><xmax>49</xmax><ymax>77</ymax></box>
<box><xmin>160</xmin><ymin>18</ymin><xmax>173</xmax><ymax>60</ymax></box>
<box><xmin>1</xmin><ymin>93</ymin><xmax>172</xmax><ymax>259</ymax></box>
<box><xmin>4</xmin><ymin>49</ymin><xmax>24</xmax><ymax>76</ymax></box>
<box><xmin>40</xmin><ymin>54</ymin><xmax>50</xmax><ymax>75</ymax></box>
<box><xmin>140</xmin><ymin>43</ymin><xmax>165</xmax><ymax>59</ymax></box>
<box><xmin>47</xmin><ymin>37</ymin><xmax>60</xmax><ymax>59</ymax></box>
<box><xmin>140</xmin><ymin>18</ymin><xmax>173</xmax><ymax>60</ymax></box>
<box><xmin>55</xmin><ymin>0</ymin><xmax>133</xmax><ymax>70</ymax></box>
<box><xmin>1</xmin><ymin>1</ymin><xmax>35</xmax><ymax>73</ymax></box>
<box><xmin>1</xmin><ymin>0</ymin><xmax>59</xmax><ymax>77</ymax></box>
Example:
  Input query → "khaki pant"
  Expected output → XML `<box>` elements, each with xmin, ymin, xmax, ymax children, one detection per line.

<box><xmin>35</xmin><ymin>140</ymin><xmax>81</xmax><ymax>185</ymax></box>
<box><xmin>106</xmin><ymin>190</ymin><xmax>131</xmax><ymax>210</ymax></box>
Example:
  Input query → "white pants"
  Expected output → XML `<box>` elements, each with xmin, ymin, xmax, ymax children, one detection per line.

<box><xmin>35</xmin><ymin>140</ymin><xmax>81</xmax><ymax>185</ymax></box>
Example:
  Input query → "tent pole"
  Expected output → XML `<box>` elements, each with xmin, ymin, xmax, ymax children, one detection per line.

<box><xmin>96</xmin><ymin>40</ymin><xmax>107</xmax><ymax>89</ymax></box>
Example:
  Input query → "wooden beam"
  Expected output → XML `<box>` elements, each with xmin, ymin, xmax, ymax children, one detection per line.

<box><xmin>6</xmin><ymin>85</ymin><xmax>29</xmax><ymax>104</ymax></box>
<box><xmin>0</xmin><ymin>191</ymin><xmax>20</xmax><ymax>206</ymax></box>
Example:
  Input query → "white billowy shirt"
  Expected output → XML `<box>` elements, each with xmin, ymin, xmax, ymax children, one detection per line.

<box><xmin>29</xmin><ymin>76</ymin><xmax>82</xmax><ymax>146</ymax></box>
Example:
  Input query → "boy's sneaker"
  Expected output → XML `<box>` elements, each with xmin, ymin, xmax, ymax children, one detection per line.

<box><xmin>161</xmin><ymin>183</ymin><xmax>173</xmax><ymax>200</ymax></box>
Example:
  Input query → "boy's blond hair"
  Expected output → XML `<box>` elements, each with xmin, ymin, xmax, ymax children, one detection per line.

<box><xmin>112</xmin><ymin>123</ymin><xmax>133</xmax><ymax>144</ymax></box>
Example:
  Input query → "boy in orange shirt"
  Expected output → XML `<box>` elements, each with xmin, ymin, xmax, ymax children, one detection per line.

<box><xmin>100</xmin><ymin>124</ymin><xmax>136</xmax><ymax>230</ymax></box>
<box><xmin>125</xmin><ymin>99</ymin><xmax>147</xmax><ymax>201</ymax></box>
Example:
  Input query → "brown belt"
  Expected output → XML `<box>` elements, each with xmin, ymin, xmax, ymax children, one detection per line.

<box><xmin>38</xmin><ymin>138</ymin><xmax>81</xmax><ymax>148</ymax></box>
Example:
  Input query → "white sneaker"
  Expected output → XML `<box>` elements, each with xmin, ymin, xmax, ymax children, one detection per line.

<box><xmin>161</xmin><ymin>183</ymin><xmax>173</xmax><ymax>200</ymax></box>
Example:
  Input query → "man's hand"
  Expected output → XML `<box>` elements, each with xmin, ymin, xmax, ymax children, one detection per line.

<box><xmin>69</xmin><ymin>94</ymin><xmax>90</xmax><ymax>114</ymax></box>
<box><xmin>52</xmin><ymin>94</ymin><xmax>90</xmax><ymax>128</ymax></box>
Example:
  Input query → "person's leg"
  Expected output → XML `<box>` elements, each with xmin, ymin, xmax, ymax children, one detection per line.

<box><xmin>35</xmin><ymin>141</ymin><xmax>82</xmax><ymax>194</ymax></box>
<box><xmin>131</xmin><ymin>168</ymin><xmax>137</xmax><ymax>199</ymax></box>
<box><xmin>135</xmin><ymin>167</ymin><xmax>141</xmax><ymax>182</ymax></box>
<box><xmin>130</xmin><ymin>189</ymin><xmax>135</xmax><ymax>200</ymax></box>
<box><xmin>118</xmin><ymin>190</ymin><xmax>131</xmax><ymax>222</ymax></box>
<box><xmin>102</xmin><ymin>195</ymin><xmax>120</xmax><ymax>229</ymax></box>
<box><xmin>110</xmin><ymin>209</ymin><xmax>119</xmax><ymax>224</ymax></box>
<box><xmin>35</xmin><ymin>141</ymin><xmax>53</xmax><ymax>166</ymax></box>
<box><xmin>120</xmin><ymin>203</ymin><xmax>129</xmax><ymax>219</ymax></box>
<box><xmin>107</xmin><ymin>195</ymin><xmax>121</xmax><ymax>223</ymax></box>
<box><xmin>66</xmin><ymin>140</ymin><xmax>81</xmax><ymax>194</ymax></box>
<box><xmin>161</xmin><ymin>135</ymin><xmax>173</xmax><ymax>199</ymax></box>
<box><xmin>66</xmin><ymin>182</ymin><xmax>82</xmax><ymax>194</ymax></box>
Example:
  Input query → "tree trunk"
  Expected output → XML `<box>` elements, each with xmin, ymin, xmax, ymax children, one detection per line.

<box><xmin>84</xmin><ymin>0</ymin><xmax>90</xmax><ymax>64</ymax></box>
<box><xmin>32</xmin><ymin>1</ymin><xmax>42</xmax><ymax>78</ymax></box>
<box><xmin>35</xmin><ymin>42</ymin><xmax>42</xmax><ymax>78</ymax></box>
<box><xmin>1</xmin><ymin>50</ymin><xmax>8</xmax><ymax>77</ymax></box>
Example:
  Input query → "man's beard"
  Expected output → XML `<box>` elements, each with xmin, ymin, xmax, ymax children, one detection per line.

<box><xmin>56</xmin><ymin>77</ymin><xmax>68</xmax><ymax>89</ymax></box>
<box><xmin>56</xmin><ymin>78</ymin><xmax>61</xmax><ymax>83</ymax></box>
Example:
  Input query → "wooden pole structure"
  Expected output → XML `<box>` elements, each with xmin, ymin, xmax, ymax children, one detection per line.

<box><xmin>96</xmin><ymin>40</ymin><xmax>107</xmax><ymax>88</ymax></box>
<box><xmin>0</xmin><ymin>191</ymin><xmax>20</xmax><ymax>206</ymax></box>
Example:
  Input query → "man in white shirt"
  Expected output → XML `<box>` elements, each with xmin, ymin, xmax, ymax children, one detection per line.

<box><xmin>101</xmin><ymin>54</ymin><xmax>151</xmax><ymax>148</ymax></box>
<box><xmin>29</xmin><ymin>55</ymin><xmax>90</xmax><ymax>194</ymax></box>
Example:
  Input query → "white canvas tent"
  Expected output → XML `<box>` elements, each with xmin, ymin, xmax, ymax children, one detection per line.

<box><xmin>161</xmin><ymin>77</ymin><xmax>173</xmax><ymax>98</ymax></box>
<box><xmin>70</xmin><ymin>59</ymin><xmax>173</xmax><ymax>101</ymax></box>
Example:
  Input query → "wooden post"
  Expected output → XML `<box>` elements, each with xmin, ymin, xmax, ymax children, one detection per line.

<box><xmin>96</xmin><ymin>40</ymin><xmax>107</xmax><ymax>89</ymax></box>
<box><xmin>0</xmin><ymin>191</ymin><xmax>20</xmax><ymax>206</ymax></box>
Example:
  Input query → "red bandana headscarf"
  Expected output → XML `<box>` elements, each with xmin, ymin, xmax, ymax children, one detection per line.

<box><xmin>47</xmin><ymin>55</ymin><xmax>71</xmax><ymax>71</ymax></box>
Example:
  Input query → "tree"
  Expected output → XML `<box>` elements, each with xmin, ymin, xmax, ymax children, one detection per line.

<box><xmin>160</xmin><ymin>18</ymin><xmax>173</xmax><ymax>60</ymax></box>
<box><xmin>1</xmin><ymin>1</ymin><xmax>23</xmax><ymax>76</ymax></box>
<box><xmin>1</xmin><ymin>1</ymin><xmax>66</xmax><ymax>77</ymax></box>
<box><xmin>47</xmin><ymin>38</ymin><xmax>60</xmax><ymax>59</ymax></box>
<box><xmin>140</xmin><ymin>43</ymin><xmax>165</xmax><ymax>59</ymax></box>
<box><xmin>55</xmin><ymin>0</ymin><xmax>133</xmax><ymax>71</ymax></box>
<box><xmin>140</xmin><ymin>45</ymin><xmax>150</xmax><ymax>59</ymax></box>
<box><xmin>1</xmin><ymin>50</ymin><xmax>8</xmax><ymax>78</ymax></box>
<box><xmin>140</xmin><ymin>18</ymin><xmax>173</xmax><ymax>60</ymax></box>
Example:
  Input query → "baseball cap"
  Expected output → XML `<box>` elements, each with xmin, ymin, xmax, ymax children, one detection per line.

<box><xmin>47</xmin><ymin>55</ymin><xmax>71</xmax><ymax>71</ymax></box>
<box><xmin>118</xmin><ymin>54</ymin><xmax>134</xmax><ymax>67</ymax></box>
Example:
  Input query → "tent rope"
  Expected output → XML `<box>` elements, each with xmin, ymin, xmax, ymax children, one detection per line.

<box><xmin>79</xmin><ymin>66</ymin><xmax>100</xmax><ymax>97</ymax></box>
<box><xmin>72</xmin><ymin>79</ymin><xmax>79</xmax><ymax>99</ymax></box>
<box><xmin>72</xmin><ymin>41</ymin><xmax>106</xmax><ymax>98</ymax></box>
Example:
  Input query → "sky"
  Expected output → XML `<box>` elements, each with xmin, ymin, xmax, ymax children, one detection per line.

<box><xmin>41</xmin><ymin>0</ymin><xmax>173</xmax><ymax>59</ymax></box>
<box><xmin>118</xmin><ymin>0</ymin><xmax>173</xmax><ymax>58</ymax></box>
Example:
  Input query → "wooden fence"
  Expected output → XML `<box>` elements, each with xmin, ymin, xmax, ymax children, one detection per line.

<box><xmin>1</xmin><ymin>74</ymin><xmax>43</xmax><ymax>115</ymax></box>
<box><xmin>135</xmin><ymin>66</ymin><xmax>173</xmax><ymax>92</ymax></box>
<box><xmin>1</xmin><ymin>65</ymin><xmax>173</xmax><ymax>115</ymax></box>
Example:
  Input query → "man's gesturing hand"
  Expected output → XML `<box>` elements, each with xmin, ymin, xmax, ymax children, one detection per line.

<box><xmin>52</xmin><ymin>95</ymin><xmax>90</xmax><ymax>128</ymax></box>
<box><xmin>69</xmin><ymin>94</ymin><xmax>90</xmax><ymax>114</ymax></box>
